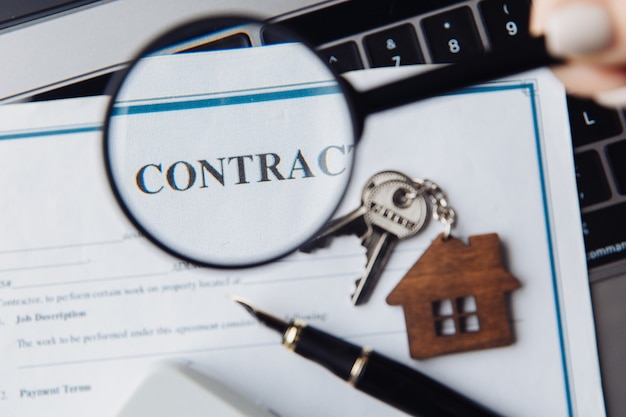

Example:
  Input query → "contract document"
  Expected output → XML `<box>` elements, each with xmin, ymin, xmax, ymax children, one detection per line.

<box><xmin>0</xmin><ymin>65</ymin><xmax>604</xmax><ymax>416</ymax></box>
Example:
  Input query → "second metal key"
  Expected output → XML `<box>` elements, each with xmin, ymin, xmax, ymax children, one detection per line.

<box><xmin>352</xmin><ymin>177</ymin><xmax>429</xmax><ymax>305</ymax></box>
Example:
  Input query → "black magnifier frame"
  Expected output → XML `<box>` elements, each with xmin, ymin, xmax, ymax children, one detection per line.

<box><xmin>103</xmin><ymin>14</ymin><xmax>561</xmax><ymax>269</ymax></box>
<box><xmin>103</xmin><ymin>15</ymin><xmax>361</xmax><ymax>269</ymax></box>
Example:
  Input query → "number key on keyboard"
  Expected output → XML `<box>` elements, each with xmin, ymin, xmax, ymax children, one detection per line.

<box><xmin>363</xmin><ymin>24</ymin><xmax>424</xmax><ymax>68</ymax></box>
<box><xmin>478</xmin><ymin>0</ymin><xmax>531</xmax><ymax>50</ymax></box>
<box><xmin>421</xmin><ymin>6</ymin><xmax>484</xmax><ymax>63</ymax></box>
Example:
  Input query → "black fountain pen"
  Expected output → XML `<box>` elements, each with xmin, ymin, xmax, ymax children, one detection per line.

<box><xmin>233</xmin><ymin>298</ymin><xmax>501</xmax><ymax>417</ymax></box>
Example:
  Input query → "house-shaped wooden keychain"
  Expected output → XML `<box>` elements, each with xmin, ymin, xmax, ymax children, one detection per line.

<box><xmin>387</xmin><ymin>233</ymin><xmax>521</xmax><ymax>359</ymax></box>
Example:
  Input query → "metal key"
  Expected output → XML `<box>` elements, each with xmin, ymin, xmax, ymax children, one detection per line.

<box><xmin>351</xmin><ymin>179</ymin><xmax>429</xmax><ymax>305</ymax></box>
<box><xmin>300</xmin><ymin>171</ymin><xmax>412</xmax><ymax>253</ymax></box>
<box><xmin>299</xmin><ymin>206</ymin><xmax>369</xmax><ymax>253</ymax></box>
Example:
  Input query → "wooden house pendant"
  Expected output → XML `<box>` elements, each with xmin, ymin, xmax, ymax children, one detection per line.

<box><xmin>386</xmin><ymin>233</ymin><xmax>521</xmax><ymax>359</ymax></box>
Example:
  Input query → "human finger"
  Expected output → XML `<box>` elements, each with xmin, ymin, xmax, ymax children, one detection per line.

<box><xmin>530</xmin><ymin>0</ymin><xmax>626</xmax><ymax>105</ymax></box>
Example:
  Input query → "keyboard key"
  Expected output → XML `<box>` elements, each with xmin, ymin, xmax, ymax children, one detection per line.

<box><xmin>606</xmin><ymin>141</ymin><xmax>626</xmax><ymax>195</ymax></box>
<box><xmin>567</xmin><ymin>95</ymin><xmax>623</xmax><ymax>147</ymax></box>
<box><xmin>583</xmin><ymin>203</ymin><xmax>626</xmax><ymax>268</ymax></box>
<box><xmin>574</xmin><ymin>150</ymin><xmax>611</xmax><ymax>207</ymax></box>
<box><xmin>319</xmin><ymin>42</ymin><xmax>364</xmax><ymax>73</ymax></box>
<box><xmin>363</xmin><ymin>24</ymin><xmax>424</xmax><ymax>67</ymax></box>
<box><xmin>479</xmin><ymin>0</ymin><xmax>531</xmax><ymax>50</ymax></box>
<box><xmin>261</xmin><ymin>26</ymin><xmax>300</xmax><ymax>45</ymax></box>
<box><xmin>421</xmin><ymin>6</ymin><xmax>484</xmax><ymax>63</ymax></box>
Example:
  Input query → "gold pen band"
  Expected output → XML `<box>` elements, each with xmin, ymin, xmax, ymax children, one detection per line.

<box><xmin>282</xmin><ymin>320</ymin><xmax>371</xmax><ymax>387</ymax></box>
<box><xmin>282</xmin><ymin>319</ymin><xmax>306</xmax><ymax>350</ymax></box>
<box><xmin>348</xmin><ymin>347</ymin><xmax>372</xmax><ymax>386</ymax></box>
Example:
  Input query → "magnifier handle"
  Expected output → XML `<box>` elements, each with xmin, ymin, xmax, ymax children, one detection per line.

<box><xmin>357</xmin><ymin>36</ymin><xmax>561</xmax><ymax>116</ymax></box>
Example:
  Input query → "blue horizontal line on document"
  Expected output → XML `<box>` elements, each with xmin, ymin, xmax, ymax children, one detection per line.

<box><xmin>115</xmin><ymin>80</ymin><xmax>338</xmax><ymax>106</ymax></box>
<box><xmin>0</xmin><ymin>124</ymin><xmax>102</xmax><ymax>142</ymax></box>
<box><xmin>446</xmin><ymin>83</ymin><xmax>535</xmax><ymax>97</ymax></box>
<box><xmin>112</xmin><ymin>83</ymin><xmax>342</xmax><ymax>116</ymax></box>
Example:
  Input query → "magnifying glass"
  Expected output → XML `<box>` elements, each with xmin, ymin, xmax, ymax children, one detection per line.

<box><xmin>104</xmin><ymin>16</ymin><xmax>559</xmax><ymax>268</ymax></box>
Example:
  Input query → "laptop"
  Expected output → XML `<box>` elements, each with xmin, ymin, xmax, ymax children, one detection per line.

<box><xmin>2</xmin><ymin>0</ymin><xmax>624</xmax><ymax>415</ymax></box>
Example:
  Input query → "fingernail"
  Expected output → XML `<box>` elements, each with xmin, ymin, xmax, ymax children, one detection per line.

<box><xmin>595</xmin><ymin>86</ymin><xmax>626</xmax><ymax>108</ymax></box>
<box><xmin>546</xmin><ymin>3</ymin><xmax>612</xmax><ymax>57</ymax></box>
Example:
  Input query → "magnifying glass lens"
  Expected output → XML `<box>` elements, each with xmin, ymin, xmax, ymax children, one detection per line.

<box><xmin>105</xmin><ymin>19</ymin><xmax>356</xmax><ymax>267</ymax></box>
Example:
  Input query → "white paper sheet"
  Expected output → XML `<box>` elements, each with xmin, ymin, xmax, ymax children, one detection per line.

<box><xmin>0</xmin><ymin>66</ymin><xmax>604</xmax><ymax>416</ymax></box>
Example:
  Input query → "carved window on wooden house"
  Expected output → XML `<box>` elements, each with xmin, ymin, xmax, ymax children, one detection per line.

<box><xmin>432</xmin><ymin>295</ymin><xmax>480</xmax><ymax>336</ymax></box>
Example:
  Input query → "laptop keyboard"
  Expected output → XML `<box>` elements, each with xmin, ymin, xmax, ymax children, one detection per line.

<box><xmin>286</xmin><ymin>0</ymin><xmax>626</xmax><ymax>275</ymax></box>
<box><xmin>568</xmin><ymin>96</ymin><xmax>626</xmax><ymax>269</ymax></box>
<box><xmin>312</xmin><ymin>0</ymin><xmax>530</xmax><ymax>71</ymax></box>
